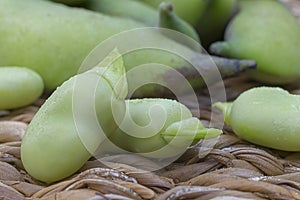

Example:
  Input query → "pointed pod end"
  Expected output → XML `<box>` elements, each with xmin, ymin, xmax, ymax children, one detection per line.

<box><xmin>159</xmin><ymin>2</ymin><xmax>173</xmax><ymax>13</ymax></box>
<box><xmin>209</xmin><ymin>41</ymin><xmax>231</xmax><ymax>57</ymax></box>
<box><xmin>212</xmin><ymin>102</ymin><xmax>233</xmax><ymax>125</ymax></box>
<box><xmin>202</xmin><ymin>128</ymin><xmax>223</xmax><ymax>139</ymax></box>
<box><xmin>238</xmin><ymin>59</ymin><xmax>257</xmax><ymax>71</ymax></box>
<box><xmin>210</xmin><ymin>42</ymin><xmax>257</xmax><ymax>76</ymax></box>
<box><xmin>93</xmin><ymin>48</ymin><xmax>128</xmax><ymax>99</ymax></box>
<box><xmin>212</xmin><ymin>55</ymin><xmax>257</xmax><ymax>78</ymax></box>
<box><xmin>162</xmin><ymin>117</ymin><xmax>222</xmax><ymax>146</ymax></box>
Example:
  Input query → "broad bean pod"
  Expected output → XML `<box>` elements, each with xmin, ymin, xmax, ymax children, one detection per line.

<box><xmin>21</xmin><ymin>49</ymin><xmax>127</xmax><ymax>183</ymax></box>
<box><xmin>214</xmin><ymin>87</ymin><xmax>300</xmax><ymax>151</ymax></box>
<box><xmin>109</xmin><ymin>98</ymin><xmax>222</xmax><ymax>158</ymax></box>
<box><xmin>210</xmin><ymin>0</ymin><xmax>300</xmax><ymax>84</ymax></box>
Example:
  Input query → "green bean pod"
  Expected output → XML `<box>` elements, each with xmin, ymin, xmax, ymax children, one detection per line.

<box><xmin>0</xmin><ymin>67</ymin><xmax>44</xmax><ymax>110</ymax></box>
<box><xmin>21</xmin><ymin>49</ymin><xmax>127</xmax><ymax>183</ymax></box>
<box><xmin>109</xmin><ymin>98</ymin><xmax>222</xmax><ymax>158</ymax></box>
<box><xmin>210</xmin><ymin>0</ymin><xmax>300</xmax><ymax>84</ymax></box>
<box><xmin>214</xmin><ymin>87</ymin><xmax>300</xmax><ymax>151</ymax></box>
<box><xmin>197</xmin><ymin>0</ymin><xmax>237</xmax><ymax>48</ymax></box>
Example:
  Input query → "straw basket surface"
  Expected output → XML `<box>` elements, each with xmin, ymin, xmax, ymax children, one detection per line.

<box><xmin>1</xmin><ymin>1</ymin><xmax>300</xmax><ymax>199</ymax></box>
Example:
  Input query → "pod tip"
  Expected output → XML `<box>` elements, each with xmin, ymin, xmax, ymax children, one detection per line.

<box><xmin>210</xmin><ymin>41</ymin><xmax>231</xmax><ymax>57</ymax></box>
<box><xmin>159</xmin><ymin>2</ymin><xmax>173</xmax><ymax>13</ymax></box>
<box><xmin>212</xmin><ymin>102</ymin><xmax>232</xmax><ymax>125</ymax></box>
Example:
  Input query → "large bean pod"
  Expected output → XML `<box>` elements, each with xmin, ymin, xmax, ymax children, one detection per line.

<box><xmin>0</xmin><ymin>0</ymin><xmax>255</xmax><ymax>95</ymax></box>
<box><xmin>21</xmin><ymin>50</ymin><xmax>127</xmax><ymax>183</ymax></box>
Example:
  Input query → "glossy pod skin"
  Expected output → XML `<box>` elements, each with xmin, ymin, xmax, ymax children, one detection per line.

<box><xmin>21</xmin><ymin>50</ymin><xmax>127</xmax><ymax>183</ymax></box>
<box><xmin>109</xmin><ymin>98</ymin><xmax>222</xmax><ymax>158</ymax></box>
<box><xmin>0</xmin><ymin>67</ymin><xmax>44</xmax><ymax>110</ymax></box>
<box><xmin>214</xmin><ymin>87</ymin><xmax>300</xmax><ymax>151</ymax></box>
<box><xmin>210</xmin><ymin>0</ymin><xmax>300</xmax><ymax>84</ymax></box>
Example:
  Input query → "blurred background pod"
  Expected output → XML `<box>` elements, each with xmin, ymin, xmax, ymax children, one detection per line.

<box><xmin>50</xmin><ymin>0</ymin><xmax>87</xmax><ymax>6</ymax></box>
<box><xmin>210</xmin><ymin>0</ymin><xmax>300</xmax><ymax>84</ymax></box>
<box><xmin>197</xmin><ymin>0</ymin><xmax>238</xmax><ymax>49</ymax></box>
<box><xmin>84</xmin><ymin>0</ymin><xmax>201</xmax><ymax>51</ymax></box>
<box><xmin>158</xmin><ymin>2</ymin><xmax>201</xmax><ymax>52</ymax></box>
<box><xmin>138</xmin><ymin>0</ymin><xmax>208</xmax><ymax>26</ymax></box>
<box><xmin>0</xmin><ymin>0</ymin><xmax>256</xmax><ymax>97</ymax></box>
<box><xmin>83</xmin><ymin>0</ymin><xmax>159</xmax><ymax>26</ymax></box>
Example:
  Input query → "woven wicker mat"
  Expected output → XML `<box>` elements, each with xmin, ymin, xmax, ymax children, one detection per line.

<box><xmin>1</xmin><ymin>1</ymin><xmax>300</xmax><ymax>199</ymax></box>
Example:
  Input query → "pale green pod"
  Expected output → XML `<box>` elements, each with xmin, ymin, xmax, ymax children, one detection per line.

<box><xmin>21</xmin><ymin>50</ymin><xmax>127</xmax><ymax>183</ymax></box>
<box><xmin>214</xmin><ymin>87</ymin><xmax>300</xmax><ymax>151</ymax></box>
<box><xmin>210</xmin><ymin>0</ymin><xmax>300</xmax><ymax>84</ymax></box>
<box><xmin>109</xmin><ymin>98</ymin><xmax>222</xmax><ymax>158</ymax></box>
<box><xmin>0</xmin><ymin>67</ymin><xmax>44</xmax><ymax>110</ymax></box>
<box><xmin>84</xmin><ymin>0</ymin><xmax>158</xmax><ymax>26</ymax></box>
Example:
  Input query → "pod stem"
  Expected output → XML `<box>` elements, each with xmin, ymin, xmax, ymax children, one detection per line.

<box><xmin>163</xmin><ymin>128</ymin><xmax>222</xmax><ymax>141</ymax></box>
<box><xmin>161</xmin><ymin>117</ymin><xmax>222</xmax><ymax>145</ymax></box>
<box><xmin>209</xmin><ymin>41</ymin><xmax>232</xmax><ymax>57</ymax></box>
<box><xmin>193</xmin><ymin>128</ymin><xmax>222</xmax><ymax>140</ymax></box>
<box><xmin>212</xmin><ymin>102</ymin><xmax>233</xmax><ymax>125</ymax></box>
<box><xmin>211</xmin><ymin>55</ymin><xmax>257</xmax><ymax>78</ymax></box>
<box><xmin>177</xmin><ymin>55</ymin><xmax>256</xmax><ymax>88</ymax></box>
<box><xmin>158</xmin><ymin>2</ymin><xmax>200</xmax><ymax>42</ymax></box>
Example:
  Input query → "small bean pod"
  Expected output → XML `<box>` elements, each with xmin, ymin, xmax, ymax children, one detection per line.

<box><xmin>0</xmin><ymin>67</ymin><xmax>44</xmax><ymax>110</ymax></box>
<box><xmin>109</xmin><ymin>98</ymin><xmax>222</xmax><ymax>158</ymax></box>
<box><xmin>214</xmin><ymin>87</ymin><xmax>300</xmax><ymax>151</ymax></box>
